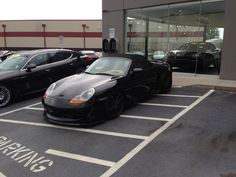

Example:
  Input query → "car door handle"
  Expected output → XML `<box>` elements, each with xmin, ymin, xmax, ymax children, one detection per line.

<box><xmin>45</xmin><ymin>69</ymin><xmax>51</xmax><ymax>72</ymax></box>
<box><xmin>20</xmin><ymin>76</ymin><xmax>27</xmax><ymax>79</ymax></box>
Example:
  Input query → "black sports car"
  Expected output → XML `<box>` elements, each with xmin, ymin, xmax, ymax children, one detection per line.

<box><xmin>42</xmin><ymin>54</ymin><xmax>172</xmax><ymax>126</ymax></box>
<box><xmin>0</xmin><ymin>49</ymin><xmax>88</xmax><ymax>107</ymax></box>
<box><xmin>167</xmin><ymin>42</ymin><xmax>221</xmax><ymax>70</ymax></box>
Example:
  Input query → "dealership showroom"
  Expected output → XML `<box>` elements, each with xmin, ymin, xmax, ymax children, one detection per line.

<box><xmin>103</xmin><ymin>0</ymin><xmax>236</xmax><ymax>80</ymax></box>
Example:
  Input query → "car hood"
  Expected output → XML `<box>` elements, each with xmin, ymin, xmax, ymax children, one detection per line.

<box><xmin>168</xmin><ymin>50</ymin><xmax>193</xmax><ymax>57</ymax></box>
<box><xmin>170</xmin><ymin>50</ymin><xmax>186</xmax><ymax>54</ymax></box>
<box><xmin>49</xmin><ymin>73</ymin><xmax>117</xmax><ymax>99</ymax></box>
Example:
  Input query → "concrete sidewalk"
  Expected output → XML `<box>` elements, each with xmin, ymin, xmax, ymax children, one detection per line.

<box><xmin>173</xmin><ymin>72</ymin><xmax>236</xmax><ymax>92</ymax></box>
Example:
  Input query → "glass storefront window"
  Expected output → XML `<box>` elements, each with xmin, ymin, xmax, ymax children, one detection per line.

<box><xmin>125</xmin><ymin>0</ymin><xmax>225</xmax><ymax>75</ymax></box>
<box><xmin>147</xmin><ymin>6</ymin><xmax>169</xmax><ymax>61</ymax></box>
<box><xmin>126</xmin><ymin>12</ymin><xmax>147</xmax><ymax>56</ymax></box>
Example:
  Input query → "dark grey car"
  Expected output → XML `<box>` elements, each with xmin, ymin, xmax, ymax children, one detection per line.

<box><xmin>0</xmin><ymin>49</ymin><xmax>87</xmax><ymax>107</ymax></box>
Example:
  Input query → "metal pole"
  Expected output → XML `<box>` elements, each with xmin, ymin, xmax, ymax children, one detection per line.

<box><xmin>145</xmin><ymin>17</ymin><xmax>149</xmax><ymax>59</ymax></box>
<box><xmin>0</xmin><ymin>25</ymin><xmax>3</xmax><ymax>50</ymax></box>
<box><xmin>2</xmin><ymin>24</ymin><xmax>6</xmax><ymax>49</ymax></box>
<box><xmin>195</xmin><ymin>3</ymin><xmax>202</xmax><ymax>76</ymax></box>
<box><xmin>82</xmin><ymin>24</ymin><xmax>86</xmax><ymax>49</ymax></box>
<box><xmin>42</xmin><ymin>24</ymin><xmax>47</xmax><ymax>48</ymax></box>
<box><xmin>128</xmin><ymin>23</ymin><xmax>132</xmax><ymax>52</ymax></box>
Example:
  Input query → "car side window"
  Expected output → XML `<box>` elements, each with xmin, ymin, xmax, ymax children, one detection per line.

<box><xmin>72</xmin><ymin>52</ymin><xmax>80</xmax><ymax>59</ymax></box>
<box><xmin>48</xmin><ymin>52</ymin><xmax>72</xmax><ymax>63</ymax></box>
<box><xmin>27</xmin><ymin>53</ymin><xmax>48</xmax><ymax>67</ymax></box>
<box><xmin>132</xmin><ymin>59</ymin><xmax>151</xmax><ymax>70</ymax></box>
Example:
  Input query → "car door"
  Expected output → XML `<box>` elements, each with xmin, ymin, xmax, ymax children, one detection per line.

<box><xmin>20</xmin><ymin>53</ymin><xmax>52</xmax><ymax>92</ymax></box>
<box><xmin>47</xmin><ymin>51</ymin><xmax>79</xmax><ymax>82</ymax></box>
<box><xmin>125</xmin><ymin>59</ymin><xmax>155</xmax><ymax>101</ymax></box>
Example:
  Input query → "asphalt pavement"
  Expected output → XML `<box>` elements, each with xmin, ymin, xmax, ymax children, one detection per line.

<box><xmin>0</xmin><ymin>87</ymin><xmax>235</xmax><ymax>177</ymax></box>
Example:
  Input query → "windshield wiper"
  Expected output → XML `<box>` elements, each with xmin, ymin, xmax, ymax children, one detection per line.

<box><xmin>84</xmin><ymin>71</ymin><xmax>96</xmax><ymax>75</ymax></box>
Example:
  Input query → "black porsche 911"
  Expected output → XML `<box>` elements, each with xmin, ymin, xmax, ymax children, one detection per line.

<box><xmin>42</xmin><ymin>54</ymin><xmax>172</xmax><ymax>126</ymax></box>
<box><xmin>167</xmin><ymin>42</ymin><xmax>221</xmax><ymax>70</ymax></box>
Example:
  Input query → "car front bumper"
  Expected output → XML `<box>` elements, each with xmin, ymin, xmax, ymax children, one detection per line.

<box><xmin>167</xmin><ymin>57</ymin><xmax>199</xmax><ymax>67</ymax></box>
<box><xmin>42</xmin><ymin>96</ymin><xmax>106</xmax><ymax>126</ymax></box>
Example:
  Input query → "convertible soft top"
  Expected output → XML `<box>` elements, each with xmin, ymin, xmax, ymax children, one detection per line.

<box><xmin>104</xmin><ymin>53</ymin><xmax>147</xmax><ymax>62</ymax></box>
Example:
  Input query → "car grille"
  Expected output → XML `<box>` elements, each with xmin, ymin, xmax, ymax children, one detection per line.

<box><xmin>44</xmin><ymin>105</ymin><xmax>87</xmax><ymax>119</ymax></box>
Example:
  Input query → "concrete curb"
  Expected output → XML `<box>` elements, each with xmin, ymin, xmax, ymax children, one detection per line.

<box><xmin>182</xmin><ymin>84</ymin><xmax>236</xmax><ymax>93</ymax></box>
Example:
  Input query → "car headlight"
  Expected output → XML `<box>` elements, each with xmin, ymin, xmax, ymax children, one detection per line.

<box><xmin>43</xmin><ymin>83</ymin><xmax>56</xmax><ymax>99</ymax></box>
<box><xmin>69</xmin><ymin>88</ymin><xmax>95</xmax><ymax>105</ymax></box>
<box><xmin>176</xmin><ymin>52</ymin><xmax>183</xmax><ymax>57</ymax></box>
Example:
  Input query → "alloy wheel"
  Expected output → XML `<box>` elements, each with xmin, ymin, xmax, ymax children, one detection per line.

<box><xmin>108</xmin><ymin>93</ymin><xmax>124</xmax><ymax>119</ymax></box>
<box><xmin>0</xmin><ymin>85</ymin><xmax>11</xmax><ymax>107</ymax></box>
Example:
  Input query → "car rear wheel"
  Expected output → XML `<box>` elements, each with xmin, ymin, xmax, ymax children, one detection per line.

<box><xmin>0</xmin><ymin>84</ymin><xmax>12</xmax><ymax>107</ymax></box>
<box><xmin>157</xmin><ymin>72</ymin><xmax>172</xmax><ymax>94</ymax></box>
<box><xmin>200</xmin><ymin>54</ymin><xmax>213</xmax><ymax>71</ymax></box>
<box><xmin>107</xmin><ymin>92</ymin><xmax>124</xmax><ymax>119</ymax></box>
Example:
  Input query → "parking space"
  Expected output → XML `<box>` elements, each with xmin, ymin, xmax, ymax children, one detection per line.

<box><xmin>1</xmin><ymin>87</ymin><xmax>234</xmax><ymax>177</ymax></box>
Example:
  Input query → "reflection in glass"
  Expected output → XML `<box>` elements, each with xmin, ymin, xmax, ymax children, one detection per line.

<box><xmin>125</xmin><ymin>0</ymin><xmax>224</xmax><ymax>75</ymax></box>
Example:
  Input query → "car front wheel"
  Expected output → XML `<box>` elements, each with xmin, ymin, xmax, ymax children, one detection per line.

<box><xmin>157</xmin><ymin>72</ymin><xmax>172</xmax><ymax>94</ymax></box>
<box><xmin>107</xmin><ymin>92</ymin><xmax>124</xmax><ymax>119</ymax></box>
<box><xmin>0</xmin><ymin>84</ymin><xmax>12</xmax><ymax>107</ymax></box>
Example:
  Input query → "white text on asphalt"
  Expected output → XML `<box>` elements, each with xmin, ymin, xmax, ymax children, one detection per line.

<box><xmin>0</xmin><ymin>136</ymin><xmax>53</xmax><ymax>173</ymax></box>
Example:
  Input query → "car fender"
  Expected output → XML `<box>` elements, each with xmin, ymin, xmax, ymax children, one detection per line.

<box><xmin>94</xmin><ymin>80</ymin><xmax>117</xmax><ymax>95</ymax></box>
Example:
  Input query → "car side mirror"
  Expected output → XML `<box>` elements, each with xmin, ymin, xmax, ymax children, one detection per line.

<box><xmin>133</xmin><ymin>67</ymin><xmax>143</xmax><ymax>73</ymax></box>
<box><xmin>26</xmin><ymin>63</ymin><xmax>36</xmax><ymax>72</ymax></box>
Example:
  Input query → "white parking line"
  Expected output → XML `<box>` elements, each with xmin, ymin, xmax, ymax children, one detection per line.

<box><xmin>156</xmin><ymin>94</ymin><xmax>201</xmax><ymax>98</ymax></box>
<box><xmin>46</xmin><ymin>149</ymin><xmax>115</xmax><ymax>167</ymax></box>
<box><xmin>25</xmin><ymin>107</ymin><xmax>44</xmax><ymax>111</ymax></box>
<box><xmin>120</xmin><ymin>115</ymin><xmax>171</xmax><ymax>122</ymax></box>
<box><xmin>0</xmin><ymin>102</ymin><xmax>42</xmax><ymax>116</ymax></box>
<box><xmin>138</xmin><ymin>103</ymin><xmax>187</xmax><ymax>108</ymax></box>
<box><xmin>21</xmin><ymin>108</ymin><xmax>171</xmax><ymax>121</ymax></box>
<box><xmin>172</xmin><ymin>85</ymin><xmax>182</xmax><ymax>88</ymax></box>
<box><xmin>0</xmin><ymin>172</ymin><xmax>6</xmax><ymax>177</ymax></box>
<box><xmin>100</xmin><ymin>90</ymin><xmax>215</xmax><ymax>177</ymax></box>
<box><xmin>0</xmin><ymin>119</ymin><xmax>147</xmax><ymax>140</ymax></box>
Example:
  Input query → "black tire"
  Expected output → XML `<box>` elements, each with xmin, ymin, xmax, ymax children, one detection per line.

<box><xmin>213</xmin><ymin>59</ymin><xmax>221</xmax><ymax>74</ymax></box>
<box><xmin>106</xmin><ymin>92</ymin><xmax>124</xmax><ymax>119</ymax></box>
<box><xmin>201</xmin><ymin>61</ymin><xmax>208</xmax><ymax>71</ymax></box>
<box><xmin>0</xmin><ymin>84</ymin><xmax>13</xmax><ymax>107</ymax></box>
<box><xmin>86</xmin><ymin>108</ymin><xmax>97</xmax><ymax>122</ymax></box>
<box><xmin>157</xmin><ymin>72</ymin><xmax>172</xmax><ymax>94</ymax></box>
<box><xmin>201</xmin><ymin>54</ymin><xmax>213</xmax><ymax>71</ymax></box>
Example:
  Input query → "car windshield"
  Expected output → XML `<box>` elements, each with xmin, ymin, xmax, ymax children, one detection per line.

<box><xmin>0</xmin><ymin>53</ymin><xmax>29</xmax><ymax>70</ymax></box>
<box><xmin>85</xmin><ymin>57</ymin><xmax>132</xmax><ymax>76</ymax></box>
<box><xmin>154</xmin><ymin>51</ymin><xmax>164</xmax><ymax>55</ymax></box>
